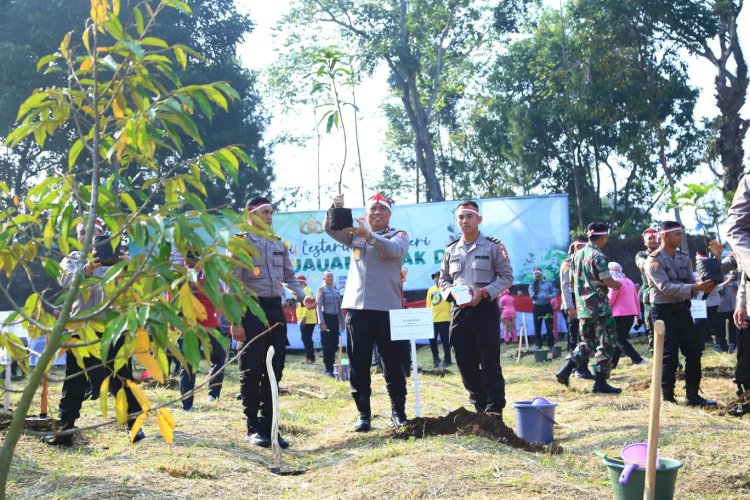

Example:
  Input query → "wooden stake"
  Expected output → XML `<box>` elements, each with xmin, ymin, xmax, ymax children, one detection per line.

<box><xmin>266</xmin><ymin>346</ymin><xmax>282</xmax><ymax>472</ymax></box>
<box><xmin>337</xmin><ymin>336</ymin><xmax>344</xmax><ymax>381</ymax></box>
<box><xmin>644</xmin><ymin>320</ymin><xmax>665</xmax><ymax>500</ymax></box>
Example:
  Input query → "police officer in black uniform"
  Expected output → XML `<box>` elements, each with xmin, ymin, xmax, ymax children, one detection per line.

<box><xmin>439</xmin><ymin>200</ymin><xmax>514</xmax><ymax>419</ymax></box>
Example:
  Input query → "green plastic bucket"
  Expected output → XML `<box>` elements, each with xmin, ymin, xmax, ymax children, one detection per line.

<box><xmin>603</xmin><ymin>457</ymin><xmax>682</xmax><ymax>500</ymax></box>
<box><xmin>533</xmin><ymin>349</ymin><xmax>550</xmax><ymax>362</ymax></box>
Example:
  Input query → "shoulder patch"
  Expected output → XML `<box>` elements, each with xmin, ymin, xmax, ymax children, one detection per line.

<box><xmin>498</xmin><ymin>244</ymin><xmax>509</xmax><ymax>259</ymax></box>
<box><xmin>649</xmin><ymin>260</ymin><xmax>659</xmax><ymax>269</ymax></box>
<box><xmin>395</xmin><ymin>230</ymin><xmax>407</xmax><ymax>238</ymax></box>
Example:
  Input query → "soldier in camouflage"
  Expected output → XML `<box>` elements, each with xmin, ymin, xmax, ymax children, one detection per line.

<box><xmin>559</xmin><ymin>236</ymin><xmax>593</xmax><ymax>379</ymax></box>
<box><xmin>635</xmin><ymin>228</ymin><xmax>660</xmax><ymax>349</ymax></box>
<box><xmin>555</xmin><ymin>222</ymin><xmax>623</xmax><ymax>394</ymax></box>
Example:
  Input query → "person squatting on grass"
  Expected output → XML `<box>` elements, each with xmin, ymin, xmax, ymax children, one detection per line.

<box><xmin>48</xmin><ymin>219</ymin><xmax>143</xmax><ymax>446</ymax></box>
<box><xmin>439</xmin><ymin>200</ymin><xmax>514</xmax><ymax>420</ymax></box>
<box><xmin>324</xmin><ymin>192</ymin><xmax>410</xmax><ymax>432</ymax></box>
<box><xmin>555</xmin><ymin>222</ymin><xmax>623</xmax><ymax>394</ymax></box>
<box><xmin>228</xmin><ymin>197</ymin><xmax>315</xmax><ymax>449</ymax></box>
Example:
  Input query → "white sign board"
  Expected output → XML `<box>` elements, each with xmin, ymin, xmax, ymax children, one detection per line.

<box><xmin>389</xmin><ymin>308</ymin><xmax>434</xmax><ymax>341</ymax></box>
<box><xmin>690</xmin><ymin>299</ymin><xmax>708</xmax><ymax>319</ymax></box>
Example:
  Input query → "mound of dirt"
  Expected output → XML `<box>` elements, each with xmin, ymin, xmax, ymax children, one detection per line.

<box><xmin>0</xmin><ymin>414</ymin><xmax>55</xmax><ymax>432</ymax></box>
<box><xmin>702</xmin><ymin>366</ymin><xmax>735</xmax><ymax>378</ymax></box>
<box><xmin>391</xmin><ymin>407</ymin><xmax>563</xmax><ymax>454</ymax></box>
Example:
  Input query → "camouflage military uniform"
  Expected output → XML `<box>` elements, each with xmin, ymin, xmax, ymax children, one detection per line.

<box><xmin>635</xmin><ymin>249</ymin><xmax>653</xmax><ymax>345</ymax></box>
<box><xmin>569</xmin><ymin>242</ymin><xmax>617</xmax><ymax>376</ymax></box>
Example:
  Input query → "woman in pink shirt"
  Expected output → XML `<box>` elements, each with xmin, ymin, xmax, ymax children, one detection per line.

<box><xmin>498</xmin><ymin>289</ymin><xmax>517</xmax><ymax>342</ymax></box>
<box><xmin>608</xmin><ymin>262</ymin><xmax>646</xmax><ymax>367</ymax></box>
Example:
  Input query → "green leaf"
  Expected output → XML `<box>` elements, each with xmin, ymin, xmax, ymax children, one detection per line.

<box><xmin>133</xmin><ymin>7</ymin><xmax>145</xmax><ymax>34</ymax></box>
<box><xmin>202</xmin><ymin>86</ymin><xmax>228</xmax><ymax>111</ymax></box>
<box><xmin>141</xmin><ymin>37</ymin><xmax>169</xmax><ymax>48</ymax></box>
<box><xmin>68</xmin><ymin>138</ymin><xmax>85</xmax><ymax>168</ymax></box>
<box><xmin>174</xmin><ymin>46</ymin><xmax>187</xmax><ymax>69</ymax></box>
<box><xmin>16</xmin><ymin>92</ymin><xmax>49</xmax><ymax>122</ymax></box>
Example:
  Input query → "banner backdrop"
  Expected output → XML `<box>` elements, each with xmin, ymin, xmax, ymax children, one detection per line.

<box><xmin>273</xmin><ymin>194</ymin><xmax>570</xmax><ymax>294</ymax></box>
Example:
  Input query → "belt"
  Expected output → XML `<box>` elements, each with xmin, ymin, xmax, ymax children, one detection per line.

<box><xmin>653</xmin><ymin>301</ymin><xmax>690</xmax><ymax>308</ymax></box>
<box><xmin>255</xmin><ymin>296</ymin><xmax>282</xmax><ymax>307</ymax></box>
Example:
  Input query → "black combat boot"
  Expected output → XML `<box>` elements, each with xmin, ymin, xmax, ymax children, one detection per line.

<box><xmin>662</xmin><ymin>386</ymin><xmax>677</xmax><ymax>403</ymax></box>
<box><xmin>555</xmin><ymin>359</ymin><xmax>577</xmax><ymax>386</ymax></box>
<box><xmin>44</xmin><ymin>420</ymin><xmax>75</xmax><ymax>446</ymax></box>
<box><xmin>390</xmin><ymin>395</ymin><xmax>408</xmax><ymax>427</ymax></box>
<box><xmin>685</xmin><ymin>388</ymin><xmax>717</xmax><ymax>407</ymax></box>
<box><xmin>246</xmin><ymin>416</ymin><xmax>271</xmax><ymax>448</ymax></box>
<box><xmin>353</xmin><ymin>395</ymin><xmax>371</xmax><ymax>432</ymax></box>
<box><xmin>592</xmin><ymin>371</ymin><xmax>622</xmax><ymax>394</ymax></box>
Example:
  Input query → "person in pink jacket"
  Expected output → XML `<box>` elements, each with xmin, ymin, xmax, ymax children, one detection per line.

<box><xmin>608</xmin><ymin>262</ymin><xmax>646</xmax><ymax>367</ymax></box>
<box><xmin>498</xmin><ymin>289</ymin><xmax>517</xmax><ymax>342</ymax></box>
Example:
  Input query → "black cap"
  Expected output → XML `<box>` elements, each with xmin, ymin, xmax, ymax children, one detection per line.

<box><xmin>431</xmin><ymin>270</ymin><xmax>440</xmax><ymax>279</ymax></box>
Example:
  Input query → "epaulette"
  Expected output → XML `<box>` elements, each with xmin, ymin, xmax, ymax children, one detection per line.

<box><xmin>447</xmin><ymin>237</ymin><xmax>461</xmax><ymax>247</ymax></box>
<box><xmin>676</xmin><ymin>249</ymin><xmax>687</xmax><ymax>255</ymax></box>
<box><xmin>234</xmin><ymin>232</ymin><xmax>247</xmax><ymax>237</ymax></box>
<box><xmin>487</xmin><ymin>236</ymin><xmax>502</xmax><ymax>244</ymax></box>
<box><xmin>649</xmin><ymin>250</ymin><xmax>660</xmax><ymax>257</ymax></box>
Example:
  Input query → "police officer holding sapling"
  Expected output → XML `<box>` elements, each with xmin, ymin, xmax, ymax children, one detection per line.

<box><xmin>439</xmin><ymin>200</ymin><xmax>513</xmax><ymax>420</ymax></box>
<box><xmin>325</xmin><ymin>192</ymin><xmax>410</xmax><ymax>432</ymax></box>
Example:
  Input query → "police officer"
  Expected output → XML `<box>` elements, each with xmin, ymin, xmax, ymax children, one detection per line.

<box><xmin>325</xmin><ymin>192</ymin><xmax>409</xmax><ymax>432</ymax></box>
<box><xmin>636</xmin><ymin>228</ymin><xmax>661</xmax><ymax>348</ymax></box>
<box><xmin>316</xmin><ymin>270</ymin><xmax>344</xmax><ymax>377</ymax></box>
<box><xmin>644</xmin><ymin>221</ymin><xmax>716</xmax><ymax>406</ymax></box>
<box><xmin>560</xmin><ymin>236</ymin><xmax>593</xmax><ymax>379</ymax></box>
<box><xmin>439</xmin><ymin>200</ymin><xmax>513</xmax><ymax>419</ymax></box>
<box><xmin>725</xmin><ymin>175</ymin><xmax>750</xmax><ymax>414</ymax></box>
<box><xmin>229</xmin><ymin>196</ymin><xmax>314</xmax><ymax>448</ymax></box>
<box><xmin>555</xmin><ymin>222</ymin><xmax>622</xmax><ymax>394</ymax></box>
<box><xmin>47</xmin><ymin>219</ymin><xmax>142</xmax><ymax>446</ymax></box>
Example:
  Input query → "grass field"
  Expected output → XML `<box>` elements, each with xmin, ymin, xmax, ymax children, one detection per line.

<box><xmin>4</xmin><ymin>338</ymin><xmax>749</xmax><ymax>499</ymax></box>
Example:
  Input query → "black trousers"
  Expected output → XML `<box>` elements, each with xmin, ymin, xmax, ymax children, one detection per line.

<box><xmin>321</xmin><ymin>313</ymin><xmax>340</xmax><ymax>372</ymax></box>
<box><xmin>533</xmin><ymin>303</ymin><xmax>555</xmax><ymax>347</ymax></box>
<box><xmin>650</xmin><ymin>303</ymin><xmax>703</xmax><ymax>392</ymax></box>
<box><xmin>564</xmin><ymin>311</ymin><xmax>580</xmax><ymax>352</ymax></box>
<box><xmin>345</xmin><ymin>309</ymin><xmax>407</xmax><ymax>400</ymax></box>
<box><xmin>737</xmin><ymin>327</ymin><xmax>750</xmax><ymax>389</ymax></box>
<box><xmin>710</xmin><ymin>311</ymin><xmax>732</xmax><ymax>349</ymax></box>
<box><xmin>450</xmin><ymin>300</ymin><xmax>505</xmax><ymax>412</ymax></box>
<box><xmin>611</xmin><ymin>315</ymin><xmax>643</xmax><ymax>367</ymax></box>
<box><xmin>238</xmin><ymin>297</ymin><xmax>287</xmax><ymax>424</ymax></box>
<box><xmin>300</xmin><ymin>322</ymin><xmax>316</xmax><ymax>360</ymax></box>
<box><xmin>59</xmin><ymin>334</ymin><xmax>140</xmax><ymax>425</ymax></box>
<box><xmin>429</xmin><ymin>321</ymin><xmax>451</xmax><ymax>362</ymax></box>
<box><xmin>178</xmin><ymin>329</ymin><xmax>228</xmax><ymax>409</ymax></box>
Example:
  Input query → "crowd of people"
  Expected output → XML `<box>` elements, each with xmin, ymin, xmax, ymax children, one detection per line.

<box><xmin>41</xmin><ymin>188</ymin><xmax>750</xmax><ymax>449</ymax></box>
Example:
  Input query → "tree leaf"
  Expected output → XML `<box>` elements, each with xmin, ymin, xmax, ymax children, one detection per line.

<box><xmin>99</xmin><ymin>376</ymin><xmax>110</xmax><ymax>418</ymax></box>
<box><xmin>129</xmin><ymin>412</ymin><xmax>147</xmax><ymax>443</ymax></box>
<box><xmin>68</xmin><ymin>138</ymin><xmax>85</xmax><ymax>168</ymax></box>
<box><xmin>115</xmin><ymin>387</ymin><xmax>128</xmax><ymax>425</ymax></box>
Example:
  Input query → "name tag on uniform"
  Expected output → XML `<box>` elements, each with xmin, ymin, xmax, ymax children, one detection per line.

<box><xmin>690</xmin><ymin>299</ymin><xmax>707</xmax><ymax>319</ymax></box>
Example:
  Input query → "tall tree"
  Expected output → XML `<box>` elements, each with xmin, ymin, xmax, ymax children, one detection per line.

<box><xmin>286</xmin><ymin>0</ymin><xmax>489</xmax><ymax>202</ymax></box>
<box><xmin>633</xmin><ymin>0</ymin><xmax>748</xmax><ymax>193</ymax></box>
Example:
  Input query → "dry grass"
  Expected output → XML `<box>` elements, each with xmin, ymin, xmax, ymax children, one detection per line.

<box><xmin>4</xmin><ymin>338</ymin><xmax>749</xmax><ymax>499</ymax></box>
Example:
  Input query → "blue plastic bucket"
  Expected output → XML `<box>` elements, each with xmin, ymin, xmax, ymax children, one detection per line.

<box><xmin>513</xmin><ymin>398</ymin><xmax>557</xmax><ymax>444</ymax></box>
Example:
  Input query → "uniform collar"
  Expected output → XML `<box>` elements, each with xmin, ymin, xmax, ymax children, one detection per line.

<box><xmin>460</xmin><ymin>231</ymin><xmax>483</xmax><ymax>251</ymax></box>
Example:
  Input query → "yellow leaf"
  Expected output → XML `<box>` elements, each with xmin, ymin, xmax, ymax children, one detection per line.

<box><xmin>90</xmin><ymin>0</ymin><xmax>109</xmax><ymax>29</ymax></box>
<box><xmin>80</xmin><ymin>58</ymin><xmax>94</xmax><ymax>71</ymax></box>
<box><xmin>179</xmin><ymin>283</ymin><xmax>207</xmax><ymax>324</ymax></box>
<box><xmin>125</xmin><ymin>379</ymin><xmax>151</xmax><ymax>410</ymax></box>
<box><xmin>129</xmin><ymin>412</ymin><xmax>147</xmax><ymax>443</ymax></box>
<box><xmin>135</xmin><ymin>327</ymin><xmax>150</xmax><ymax>354</ymax></box>
<box><xmin>135</xmin><ymin>352</ymin><xmax>164</xmax><ymax>383</ymax></box>
<box><xmin>99</xmin><ymin>376</ymin><xmax>110</xmax><ymax>418</ymax></box>
<box><xmin>158</xmin><ymin>407</ymin><xmax>176</xmax><ymax>428</ymax></box>
<box><xmin>43</xmin><ymin>218</ymin><xmax>54</xmax><ymax>249</ymax></box>
<box><xmin>113</xmin><ymin>92</ymin><xmax>126</xmax><ymax>119</ymax></box>
<box><xmin>115</xmin><ymin>387</ymin><xmax>128</xmax><ymax>425</ymax></box>
<box><xmin>157</xmin><ymin>413</ymin><xmax>174</xmax><ymax>443</ymax></box>
<box><xmin>60</xmin><ymin>32</ymin><xmax>70</xmax><ymax>58</ymax></box>
<box><xmin>156</xmin><ymin>349</ymin><xmax>169</xmax><ymax>378</ymax></box>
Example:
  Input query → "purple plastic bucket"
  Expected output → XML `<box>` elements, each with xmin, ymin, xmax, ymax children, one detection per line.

<box><xmin>513</xmin><ymin>398</ymin><xmax>557</xmax><ymax>444</ymax></box>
